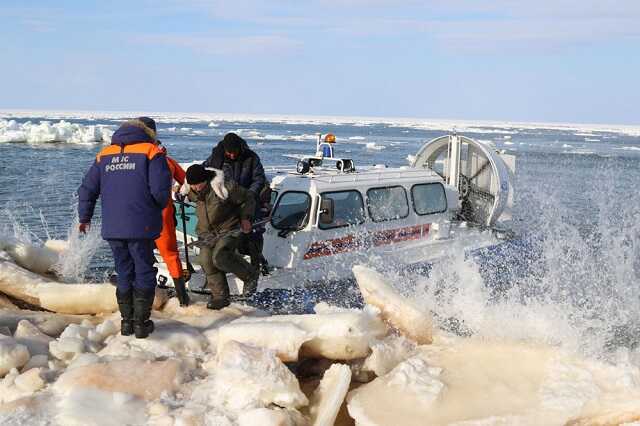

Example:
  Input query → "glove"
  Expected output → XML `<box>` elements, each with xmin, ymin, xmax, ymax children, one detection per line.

<box><xmin>79</xmin><ymin>222</ymin><xmax>90</xmax><ymax>234</ymax></box>
<box><xmin>182</xmin><ymin>269</ymin><xmax>192</xmax><ymax>282</ymax></box>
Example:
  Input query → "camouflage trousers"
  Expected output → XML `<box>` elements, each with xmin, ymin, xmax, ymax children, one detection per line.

<box><xmin>198</xmin><ymin>233</ymin><xmax>254</xmax><ymax>299</ymax></box>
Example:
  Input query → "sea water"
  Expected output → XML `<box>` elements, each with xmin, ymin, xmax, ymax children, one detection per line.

<box><xmin>1</xmin><ymin>113</ymin><xmax>639</xmax><ymax>357</ymax></box>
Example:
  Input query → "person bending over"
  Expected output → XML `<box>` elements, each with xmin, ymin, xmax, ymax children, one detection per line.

<box><xmin>184</xmin><ymin>164</ymin><xmax>259</xmax><ymax>309</ymax></box>
<box><xmin>203</xmin><ymin>133</ymin><xmax>268</xmax><ymax>271</ymax></box>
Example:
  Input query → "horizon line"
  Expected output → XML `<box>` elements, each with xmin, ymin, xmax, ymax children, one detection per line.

<box><xmin>1</xmin><ymin>108</ymin><xmax>639</xmax><ymax>131</ymax></box>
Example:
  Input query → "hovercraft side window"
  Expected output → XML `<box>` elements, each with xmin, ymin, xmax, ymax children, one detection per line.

<box><xmin>319</xmin><ymin>190</ymin><xmax>366</xmax><ymax>230</ymax></box>
<box><xmin>366</xmin><ymin>186</ymin><xmax>409</xmax><ymax>222</ymax></box>
<box><xmin>411</xmin><ymin>183</ymin><xmax>447</xmax><ymax>216</ymax></box>
<box><xmin>271</xmin><ymin>191</ymin><xmax>311</xmax><ymax>231</ymax></box>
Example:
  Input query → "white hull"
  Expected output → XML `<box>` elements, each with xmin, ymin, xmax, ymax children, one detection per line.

<box><xmin>156</xmin><ymin>221</ymin><xmax>501</xmax><ymax>295</ymax></box>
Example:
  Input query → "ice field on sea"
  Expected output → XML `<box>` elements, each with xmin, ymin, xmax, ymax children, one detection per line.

<box><xmin>0</xmin><ymin>111</ymin><xmax>640</xmax><ymax>425</ymax></box>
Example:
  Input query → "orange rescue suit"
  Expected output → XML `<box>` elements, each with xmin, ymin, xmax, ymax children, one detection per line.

<box><xmin>155</xmin><ymin>154</ymin><xmax>186</xmax><ymax>279</ymax></box>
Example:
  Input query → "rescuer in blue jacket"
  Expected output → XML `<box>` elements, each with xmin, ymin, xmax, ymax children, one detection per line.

<box><xmin>77</xmin><ymin>117</ymin><xmax>171</xmax><ymax>339</ymax></box>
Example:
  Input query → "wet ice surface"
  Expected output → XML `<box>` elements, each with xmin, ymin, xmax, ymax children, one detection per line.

<box><xmin>1</xmin><ymin>112</ymin><xmax>640</xmax><ymax>424</ymax></box>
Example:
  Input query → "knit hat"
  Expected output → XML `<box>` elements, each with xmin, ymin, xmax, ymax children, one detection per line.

<box><xmin>221</xmin><ymin>132</ymin><xmax>243</xmax><ymax>154</ymax></box>
<box><xmin>186</xmin><ymin>164</ymin><xmax>216</xmax><ymax>184</ymax></box>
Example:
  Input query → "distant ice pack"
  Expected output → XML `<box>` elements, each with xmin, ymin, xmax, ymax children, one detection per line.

<box><xmin>0</xmin><ymin>119</ymin><xmax>113</xmax><ymax>144</ymax></box>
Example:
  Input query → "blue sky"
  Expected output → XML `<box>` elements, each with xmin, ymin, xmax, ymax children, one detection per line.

<box><xmin>1</xmin><ymin>1</ymin><xmax>639</xmax><ymax>124</ymax></box>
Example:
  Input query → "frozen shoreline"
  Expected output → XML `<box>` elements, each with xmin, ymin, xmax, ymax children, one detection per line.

<box><xmin>1</xmin><ymin>241</ymin><xmax>640</xmax><ymax>425</ymax></box>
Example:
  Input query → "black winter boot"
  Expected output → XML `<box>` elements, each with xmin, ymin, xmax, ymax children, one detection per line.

<box><xmin>133</xmin><ymin>289</ymin><xmax>155</xmax><ymax>339</ymax></box>
<box><xmin>173</xmin><ymin>277</ymin><xmax>190</xmax><ymax>307</ymax></box>
<box><xmin>116</xmin><ymin>288</ymin><xmax>134</xmax><ymax>336</ymax></box>
<box><xmin>207</xmin><ymin>296</ymin><xmax>230</xmax><ymax>310</ymax></box>
<box><xmin>205</xmin><ymin>273</ymin><xmax>230</xmax><ymax>310</ymax></box>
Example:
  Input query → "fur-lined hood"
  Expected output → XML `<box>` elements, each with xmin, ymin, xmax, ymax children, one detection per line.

<box><xmin>111</xmin><ymin>119</ymin><xmax>157</xmax><ymax>146</ymax></box>
<box><xmin>179</xmin><ymin>167</ymin><xmax>228</xmax><ymax>200</ymax></box>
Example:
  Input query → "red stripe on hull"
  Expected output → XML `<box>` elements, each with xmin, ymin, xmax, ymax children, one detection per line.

<box><xmin>303</xmin><ymin>223</ymin><xmax>430</xmax><ymax>260</ymax></box>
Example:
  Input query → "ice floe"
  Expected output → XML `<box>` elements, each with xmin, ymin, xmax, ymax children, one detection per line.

<box><xmin>305</xmin><ymin>363</ymin><xmax>351</xmax><ymax>426</ymax></box>
<box><xmin>13</xmin><ymin>320</ymin><xmax>53</xmax><ymax>357</ymax></box>
<box><xmin>229</xmin><ymin>303</ymin><xmax>387</xmax><ymax>360</ymax></box>
<box><xmin>365</xmin><ymin>142</ymin><xmax>386</xmax><ymax>151</ymax></box>
<box><xmin>216</xmin><ymin>321</ymin><xmax>312</xmax><ymax>362</ymax></box>
<box><xmin>0</xmin><ymin>240</ymin><xmax>168</xmax><ymax>315</ymax></box>
<box><xmin>1</xmin><ymin>254</ymin><xmax>640</xmax><ymax>424</ymax></box>
<box><xmin>0</xmin><ymin>336</ymin><xmax>30</xmax><ymax>376</ymax></box>
<box><xmin>0</xmin><ymin>119</ymin><xmax>113</xmax><ymax>144</ymax></box>
<box><xmin>353</xmin><ymin>265</ymin><xmax>433</xmax><ymax>344</ymax></box>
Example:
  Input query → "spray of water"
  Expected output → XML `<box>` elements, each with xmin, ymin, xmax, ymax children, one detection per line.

<box><xmin>409</xmin><ymin>172</ymin><xmax>640</xmax><ymax>359</ymax></box>
<box><xmin>0</xmin><ymin>204</ymin><xmax>46</xmax><ymax>245</ymax></box>
<box><xmin>52</xmin><ymin>215</ymin><xmax>102</xmax><ymax>283</ymax></box>
<box><xmin>1</xmin><ymin>204</ymin><xmax>103</xmax><ymax>283</ymax></box>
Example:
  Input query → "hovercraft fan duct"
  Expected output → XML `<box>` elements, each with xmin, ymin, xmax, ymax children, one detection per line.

<box><xmin>411</xmin><ymin>134</ymin><xmax>515</xmax><ymax>227</ymax></box>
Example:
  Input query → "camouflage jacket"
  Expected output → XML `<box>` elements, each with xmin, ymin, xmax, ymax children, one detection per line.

<box><xmin>187</xmin><ymin>180</ymin><xmax>255</xmax><ymax>238</ymax></box>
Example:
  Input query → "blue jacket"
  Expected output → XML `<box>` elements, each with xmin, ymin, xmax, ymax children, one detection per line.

<box><xmin>78</xmin><ymin>120</ymin><xmax>171</xmax><ymax>240</ymax></box>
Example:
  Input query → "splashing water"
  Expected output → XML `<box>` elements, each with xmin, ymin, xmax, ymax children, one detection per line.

<box><xmin>411</xmin><ymin>172</ymin><xmax>640</xmax><ymax>359</ymax></box>
<box><xmin>1</xmin><ymin>206</ymin><xmax>103</xmax><ymax>283</ymax></box>
<box><xmin>0</xmin><ymin>205</ymin><xmax>48</xmax><ymax>246</ymax></box>
<box><xmin>52</xmin><ymin>216</ymin><xmax>102</xmax><ymax>283</ymax></box>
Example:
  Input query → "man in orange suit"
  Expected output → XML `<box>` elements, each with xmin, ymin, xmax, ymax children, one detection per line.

<box><xmin>138</xmin><ymin>118</ymin><xmax>191</xmax><ymax>306</ymax></box>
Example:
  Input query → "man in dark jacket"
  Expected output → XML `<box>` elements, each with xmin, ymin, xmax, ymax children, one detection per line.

<box><xmin>203</xmin><ymin>133</ymin><xmax>268</xmax><ymax>271</ymax></box>
<box><xmin>185</xmin><ymin>164</ymin><xmax>259</xmax><ymax>310</ymax></box>
<box><xmin>202</xmin><ymin>132</ymin><xmax>266</xmax><ymax>195</ymax></box>
<box><xmin>78</xmin><ymin>118</ymin><xmax>171</xmax><ymax>339</ymax></box>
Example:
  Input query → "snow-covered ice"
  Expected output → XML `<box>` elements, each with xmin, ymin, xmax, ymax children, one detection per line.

<box><xmin>13</xmin><ymin>320</ymin><xmax>53</xmax><ymax>357</ymax></box>
<box><xmin>216</xmin><ymin>321</ymin><xmax>312</xmax><ymax>362</ymax></box>
<box><xmin>4</xmin><ymin>240</ymin><xmax>60</xmax><ymax>275</ymax></box>
<box><xmin>361</xmin><ymin>334</ymin><xmax>416</xmax><ymax>377</ymax></box>
<box><xmin>365</xmin><ymin>142</ymin><xmax>386</xmax><ymax>151</ymax></box>
<box><xmin>0</xmin><ymin>336</ymin><xmax>30</xmax><ymax>377</ymax></box>
<box><xmin>230</xmin><ymin>303</ymin><xmax>388</xmax><ymax>360</ymax></box>
<box><xmin>0</xmin><ymin>119</ymin><xmax>113</xmax><ymax>144</ymax></box>
<box><xmin>1</xmin><ymin>256</ymin><xmax>640</xmax><ymax>425</ymax></box>
<box><xmin>353</xmin><ymin>265</ymin><xmax>433</xmax><ymax>344</ymax></box>
<box><xmin>0</xmin><ymin>241</ymin><xmax>168</xmax><ymax>314</ymax></box>
<box><xmin>306</xmin><ymin>363</ymin><xmax>351</xmax><ymax>426</ymax></box>
<box><xmin>99</xmin><ymin>319</ymin><xmax>208</xmax><ymax>359</ymax></box>
<box><xmin>195</xmin><ymin>341</ymin><xmax>308</xmax><ymax>411</ymax></box>
<box><xmin>3</xmin><ymin>109</ymin><xmax>640</xmax><ymax>137</ymax></box>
